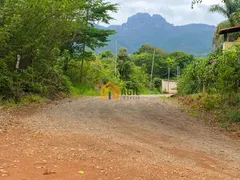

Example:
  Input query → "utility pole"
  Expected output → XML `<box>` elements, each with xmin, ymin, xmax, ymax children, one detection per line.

<box><xmin>150</xmin><ymin>50</ymin><xmax>156</xmax><ymax>89</ymax></box>
<box><xmin>168</xmin><ymin>67</ymin><xmax>170</xmax><ymax>93</ymax></box>
<box><xmin>115</xmin><ymin>40</ymin><xmax>118</xmax><ymax>77</ymax></box>
<box><xmin>177</xmin><ymin>66</ymin><xmax>180</xmax><ymax>81</ymax></box>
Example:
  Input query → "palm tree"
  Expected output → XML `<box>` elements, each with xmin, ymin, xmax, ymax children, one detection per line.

<box><xmin>209</xmin><ymin>0</ymin><xmax>240</xmax><ymax>19</ymax></box>
<box><xmin>209</xmin><ymin>0</ymin><xmax>240</xmax><ymax>48</ymax></box>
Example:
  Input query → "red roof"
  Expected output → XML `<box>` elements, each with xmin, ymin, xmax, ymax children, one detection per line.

<box><xmin>219</xmin><ymin>26</ymin><xmax>240</xmax><ymax>34</ymax></box>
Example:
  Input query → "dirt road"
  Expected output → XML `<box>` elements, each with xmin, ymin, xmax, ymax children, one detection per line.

<box><xmin>0</xmin><ymin>96</ymin><xmax>240</xmax><ymax>180</ymax></box>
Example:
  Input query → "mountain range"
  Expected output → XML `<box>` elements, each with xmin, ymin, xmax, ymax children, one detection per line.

<box><xmin>97</xmin><ymin>13</ymin><xmax>216</xmax><ymax>56</ymax></box>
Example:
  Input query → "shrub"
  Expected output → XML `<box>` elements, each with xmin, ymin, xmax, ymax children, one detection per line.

<box><xmin>177</xmin><ymin>74</ymin><xmax>200</xmax><ymax>95</ymax></box>
<box><xmin>235</xmin><ymin>93</ymin><xmax>240</xmax><ymax>106</ymax></box>
<box><xmin>228</xmin><ymin>110</ymin><xmax>240</xmax><ymax>122</ymax></box>
<box><xmin>21</xmin><ymin>95</ymin><xmax>45</xmax><ymax>105</ymax></box>
<box><xmin>200</xmin><ymin>95</ymin><xmax>220</xmax><ymax>110</ymax></box>
<box><xmin>71</xmin><ymin>83</ymin><xmax>99</xmax><ymax>96</ymax></box>
<box><xmin>153</xmin><ymin>77</ymin><xmax>162</xmax><ymax>90</ymax></box>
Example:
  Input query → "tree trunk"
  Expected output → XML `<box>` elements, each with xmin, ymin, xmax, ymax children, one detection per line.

<box><xmin>80</xmin><ymin>0</ymin><xmax>90</xmax><ymax>83</ymax></box>
<box><xmin>80</xmin><ymin>55</ymin><xmax>84</xmax><ymax>82</ymax></box>
<box><xmin>63</xmin><ymin>57</ymin><xmax>69</xmax><ymax>73</ymax></box>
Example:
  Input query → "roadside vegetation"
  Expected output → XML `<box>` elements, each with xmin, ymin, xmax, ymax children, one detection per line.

<box><xmin>0</xmin><ymin>0</ymin><xmax>195</xmax><ymax>106</ymax></box>
<box><xmin>178</xmin><ymin>0</ymin><xmax>240</xmax><ymax>131</ymax></box>
<box><xmin>177</xmin><ymin>47</ymin><xmax>240</xmax><ymax>131</ymax></box>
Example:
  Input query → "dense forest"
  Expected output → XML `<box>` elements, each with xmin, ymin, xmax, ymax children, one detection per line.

<box><xmin>0</xmin><ymin>0</ymin><xmax>196</xmax><ymax>104</ymax></box>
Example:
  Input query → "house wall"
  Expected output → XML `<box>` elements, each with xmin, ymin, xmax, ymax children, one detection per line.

<box><xmin>162</xmin><ymin>80</ymin><xmax>177</xmax><ymax>94</ymax></box>
<box><xmin>223</xmin><ymin>42</ymin><xmax>240</xmax><ymax>50</ymax></box>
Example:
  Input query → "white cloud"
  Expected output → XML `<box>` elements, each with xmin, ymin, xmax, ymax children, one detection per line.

<box><xmin>106</xmin><ymin>0</ymin><xmax>226</xmax><ymax>26</ymax></box>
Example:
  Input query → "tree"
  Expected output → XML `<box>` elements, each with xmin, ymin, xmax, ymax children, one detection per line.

<box><xmin>191</xmin><ymin>0</ymin><xmax>225</xmax><ymax>8</ymax></box>
<box><xmin>168</xmin><ymin>52</ymin><xmax>195</xmax><ymax>69</ymax></box>
<box><xmin>99</xmin><ymin>50</ymin><xmax>114</xmax><ymax>59</ymax></box>
<box><xmin>230</xmin><ymin>10</ymin><xmax>240</xmax><ymax>25</ymax></box>
<box><xmin>117</xmin><ymin>48</ymin><xmax>132</xmax><ymax>81</ymax></box>
<box><xmin>0</xmin><ymin>0</ymin><xmax>118</xmax><ymax>101</ymax></box>
<box><xmin>75</xmin><ymin>0</ymin><xmax>118</xmax><ymax>82</ymax></box>
<box><xmin>178</xmin><ymin>47</ymin><xmax>240</xmax><ymax>104</ymax></box>
<box><xmin>133</xmin><ymin>44</ymin><xmax>194</xmax><ymax>80</ymax></box>
<box><xmin>207</xmin><ymin>0</ymin><xmax>240</xmax><ymax>48</ymax></box>
<box><xmin>132</xmin><ymin>52</ymin><xmax>168</xmax><ymax>78</ymax></box>
<box><xmin>0</xmin><ymin>0</ymin><xmax>87</xmax><ymax>99</ymax></box>
<box><xmin>209</xmin><ymin>0</ymin><xmax>240</xmax><ymax>19</ymax></box>
<box><xmin>134</xmin><ymin>44</ymin><xmax>167</xmax><ymax>56</ymax></box>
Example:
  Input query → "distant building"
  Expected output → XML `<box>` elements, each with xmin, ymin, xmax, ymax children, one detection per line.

<box><xmin>162</xmin><ymin>80</ymin><xmax>177</xmax><ymax>94</ymax></box>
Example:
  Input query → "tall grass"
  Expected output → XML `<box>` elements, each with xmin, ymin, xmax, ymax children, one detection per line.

<box><xmin>71</xmin><ymin>83</ymin><xmax>99</xmax><ymax>96</ymax></box>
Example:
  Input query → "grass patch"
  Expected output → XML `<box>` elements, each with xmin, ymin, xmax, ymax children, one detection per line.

<box><xmin>1</xmin><ymin>99</ymin><xmax>17</xmax><ymax>108</ymax></box>
<box><xmin>0</xmin><ymin>94</ymin><xmax>45</xmax><ymax>108</ymax></box>
<box><xmin>20</xmin><ymin>94</ymin><xmax>45</xmax><ymax>105</ymax></box>
<box><xmin>176</xmin><ymin>93</ymin><xmax>240</xmax><ymax>133</ymax></box>
<box><xmin>71</xmin><ymin>83</ymin><xmax>99</xmax><ymax>96</ymax></box>
<box><xmin>140</xmin><ymin>88</ymin><xmax>161</xmax><ymax>95</ymax></box>
<box><xmin>190</xmin><ymin>112</ymin><xmax>201</xmax><ymax>117</ymax></box>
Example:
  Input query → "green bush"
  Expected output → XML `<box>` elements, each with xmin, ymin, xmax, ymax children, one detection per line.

<box><xmin>200</xmin><ymin>96</ymin><xmax>217</xmax><ymax>110</ymax></box>
<box><xmin>235</xmin><ymin>93</ymin><xmax>240</xmax><ymax>106</ymax></box>
<box><xmin>228</xmin><ymin>110</ymin><xmax>240</xmax><ymax>122</ymax></box>
<box><xmin>153</xmin><ymin>77</ymin><xmax>162</xmax><ymax>91</ymax></box>
<box><xmin>177</xmin><ymin>63</ymin><xmax>201</xmax><ymax>95</ymax></box>
<box><xmin>21</xmin><ymin>95</ymin><xmax>45</xmax><ymax>105</ymax></box>
<box><xmin>178</xmin><ymin>49</ymin><xmax>240</xmax><ymax>104</ymax></box>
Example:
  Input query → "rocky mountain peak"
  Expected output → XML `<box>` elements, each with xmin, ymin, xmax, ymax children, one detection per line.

<box><xmin>123</xmin><ymin>13</ymin><xmax>172</xmax><ymax>30</ymax></box>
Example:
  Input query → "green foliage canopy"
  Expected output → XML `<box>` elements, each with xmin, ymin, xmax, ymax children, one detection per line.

<box><xmin>0</xmin><ymin>0</ymin><xmax>118</xmax><ymax>101</ymax></box>
<box><xmin>178</xmin><ymin>48</ymin><xmax>240</xmax><ymax>104</ymax></box>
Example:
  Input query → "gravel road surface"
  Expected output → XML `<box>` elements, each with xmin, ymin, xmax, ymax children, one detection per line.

<box><xmin>0</xmin><ymin>96</ymin><xmax>239</xmax><ymax>180</ymax></box>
